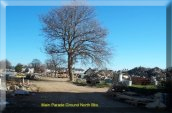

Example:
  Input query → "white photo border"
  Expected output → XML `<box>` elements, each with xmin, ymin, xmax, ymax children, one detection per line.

<box><xmin>0</xmin><ymin>0</ymin><xmax>172</xmax><ymax>111</ymax></box>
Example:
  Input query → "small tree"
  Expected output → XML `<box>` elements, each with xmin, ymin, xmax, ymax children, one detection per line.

<box><xmin>31</xmin><ymin>59</ymin><xmax>42</xmax><ymax>73</ymax></box>
<box><xmin>6</xmin><ymin>59</ymin><xmax>12</xmax><ymax>69</ymax></box>
<box><xmin>45</xmin><ymin>54</ymin><xmax>66</xmax><ymax>77</ymax></box>
<box><xmin>0</xmin><ymin>59</ymin><xmax>12</xmax><ymax>69</ymax></box>
<box><xmin>15</xmin><ymin>64</ymin><xmax>23</xmax><ymax>73</ymax></box>
<box><xmin>39</xmin><ymin>64</ymin><xmax>46</xmax><ymax>73</ymax></box>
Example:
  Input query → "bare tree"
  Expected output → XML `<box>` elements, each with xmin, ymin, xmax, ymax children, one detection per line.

<box><xmin>45</xmin><ymin>54</ymin><xmax>66</xmax><ymax>77</ymax></box>
<box><xmin>40</xmin><ymin>2</ymin><xmax>111</xmax><ymax>81</ymax></box>
<box><xmin>0</xmin><ymin>59</ymin><xmax>12</xmax><ymax>70</ymax></box>
<box><xmin>31</xmin><ymin>59</ymin><xmax>42</xmax><ymax>73</ymax></box>
<box><xmin>39</xmin><ymin>64</ymin><xmax>46</xmax><ymax>73</ymax></box>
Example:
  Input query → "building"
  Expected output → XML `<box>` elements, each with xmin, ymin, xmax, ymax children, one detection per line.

<box><xmin>22</xmin><ymin>68</ymin><xmax>34</xmax><ymax>74</ymax></box>
<box><xmin>73</xmin><ymin>68</ymin><xmax>85</xmax><ymax>74</ymax></box>
<box><xmin>84</xmin><ymin>68</ymin><xmax>97</xmax><ymax>76</ymax></box>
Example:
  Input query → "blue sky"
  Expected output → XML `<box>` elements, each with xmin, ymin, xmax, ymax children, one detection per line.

<box><xmin>6</xmin><ymin>6</ymin><xmax>166</xmax><ymax>70</ymax></box>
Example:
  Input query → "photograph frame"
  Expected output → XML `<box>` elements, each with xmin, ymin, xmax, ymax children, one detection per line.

<box><xmin>0</xmin><ymin>0</ymin><xmax>172</xmax><ymax>112</ymax></box>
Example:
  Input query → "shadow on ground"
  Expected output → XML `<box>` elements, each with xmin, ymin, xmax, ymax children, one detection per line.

<box><xmin>2</xmin><ymin>92</ymin><xmax>170</xmax><ymax>113</ymax></box>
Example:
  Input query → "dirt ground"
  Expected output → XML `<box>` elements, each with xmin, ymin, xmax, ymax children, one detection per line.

<box><xmin>26</xmin><ymin>77</ymin><xmax>131</xmax><ymax>107</ymax></box>
<box><xmin>3</xmin><ymin>77</ymin><xmax>169</xmax><ymax>113</ymax></box>
<box><xmin>32</xmin><ymin>77</ymin><xmax>108</xmax><ymax>92</ymax></box>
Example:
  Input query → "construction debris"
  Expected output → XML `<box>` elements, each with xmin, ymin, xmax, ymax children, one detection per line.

<box><xmin>115</xmin><ymin>92</ymin><xmax>153</xmax><ymax>106</ymax></box>
<box><xmin>106</xmin><ymin>80</ymin><xmax>167</xmax><ymax>109</ymax></box>
<box><xmin>14</xmin><ymin>89</ymin><xmax>30</xmax><ymax>95</ymax></box>
<box><xmin>6</xmin><ymin>77</ymin><xmax>39</xmax><ymax>96</ymax></box>
<box><xmin>145</xmin><ymin>92</ymin><xmax>166</xmax><ymax>109</ymax></box>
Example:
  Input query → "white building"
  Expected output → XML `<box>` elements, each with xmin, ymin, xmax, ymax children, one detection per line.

<box><xmin>22</xmin><ymin>68</ymin><xmax>34</xmax><ymax>73</ymax></box>
<box><xmin>73</xmin><ymin>68</ymin><xmax>84</xmax><ymax>74</ymax></box>
<box><xmin>45</xmin><ymin>69</ymin><xmax>51</xmax><ymax>73</ymax></box>
<box><xmin>118</xmin><ymin>73</ymin><xmax>132</xmax><ymax>86</ymax></box>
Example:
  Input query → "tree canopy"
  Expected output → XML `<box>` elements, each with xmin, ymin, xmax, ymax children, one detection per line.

<box><xmin>15</xmin><ymin>63</ymin><xmax>23</xmax><ymax>73</ymax></box>
<box><xmin>40</xmin><ymin>1</ymin><xmax>111</xmax><ymax>81</ymax></box>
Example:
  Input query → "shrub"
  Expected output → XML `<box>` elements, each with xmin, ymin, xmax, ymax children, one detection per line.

<box><xmin>73</xmin><ymin>78</ymin><xmax>87</xmax><ymax>86</ymax></box>
<box><xmin>128</xmin><ymin>85</ymin><xmax>165</xmax><ymax>95</ymax></box>
<box><xmin>15</xmin><ymin>64</ymin><xmax>23</xmax><ymax>72</ymax></box>
<box><xmin>96</xmin><ymin>81</ymin><xmax>111</xmax><ymax>88</ymax></box>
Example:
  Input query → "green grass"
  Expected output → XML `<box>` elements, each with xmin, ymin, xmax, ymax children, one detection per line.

<box><xmin>73</xmin><ymin>82</ymin><xmax>87</xmax><ymax>86</ymax></box>
<box><xmin>95</xmin><ymin>81</ymin><xmax>112</xmax><ymax>88</ymax></box>
<box><xmin>128</xmin><ymin>84</ymin><xmax>161</xmax><ymax>95</ymax></box>
<box><xmin>130</xmin><ymin>85</ymin><xmax>157</xmax><ymax>89</ymax></box>
<box><xmin>95</xmin><ymin>83</ymin><xmax>111</xmax><ymax>88</ymax></box>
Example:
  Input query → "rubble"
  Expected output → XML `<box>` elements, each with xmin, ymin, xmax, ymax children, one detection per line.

<box><xmin>84</xmin><ymin>68</ymin><xmax>114</xmax><ymax>81</ymax></box>
<box><xmin>14</xmin><ymin>89</ymin><xmax>30</xmax><ymax>95</ymax></box>
<box><xmin>26</xmin><ymin>74</ymin><xmax>41</xmax><ymax>80</ymax></box>
<box><xmin>106</xmin><ymin>80</ymin><xmax>167</xmax><ymax>109</ymax></box>
<box><xmin>0</xmin><ymin>101</ymin><xmax>9</xmax><ymax>106</ymax></box>
<box><xmin>145</xmin><ymin>100</ymin><xmax>166</xmax><ymax>109</ymax></box>
<box><xmin>6</xmin><ymin>78</ymin><xmax>38</xmax><ymax>96</ymax></box>
<box><xmin>145</xmin><ymin>92</ymin><xmax>166</xmax><ymax>109</ymax></box>
<box><xmin>8</xmin><ymin>85</ymin><xmax>19</xmax><ymax>91</ymax></box>
<box><xmin>86</xmin><ymin>74</ymin><xmax>100</xmax><ymax>85</ymax></box>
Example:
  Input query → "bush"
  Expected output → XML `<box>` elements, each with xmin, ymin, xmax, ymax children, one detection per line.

<box><xmin>73</xmin><ymin>79</ymin><xmax>87</xmax><ymax>86</ymax></box>
<box><xmin>131</xmin><ymin>85</ymin><xmax>157</xmax><ymax>89</ymax></box>
<box><xmin>163</xmin><ymin>80</ymin><xmax>172</xmax><ymax>93</ymax></box>
<box><xmin>73</xmin><ymin>79</ymin><xmax>111</xmax><ymax>88</ymax></box>
<box><xmin>128</xmin><ymin>85</ymin><xmax>165</xmax><ymax>95</ymax></box>
<box><xmin>15</xmin><ymin>64</ymin><xmax>22</xmax><ymax>72</ymax></box>
<box><xmin>157</xmin><ymin>81</ymin><xmax>166</xmax><ymax>89</ymax></box>
<box><xmin>96</xmin><ymin>81</ymin><xmax>111</xmax><ymax>88</ymax></box>
<box><xmin>86</xmin><ymin>75</ymin><xmax>100</xmax><ymax>85</ymax></box>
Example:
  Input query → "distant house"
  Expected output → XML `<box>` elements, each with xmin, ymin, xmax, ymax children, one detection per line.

<box><xmin>73</xmin><ymin>68</ymin><xmax>84</xmax><ymax>74</ymax></box>
<box><xmin>84</xmin><ymin>68</ymin><xmax>97</xmax><ymax>76</ymax></box>
<box><xmin>45</xmin><ymin>69</ymin><xmax>51</xmax><ymax>73</ymax></box>
<box><xmin>22</xmin><ymin>68</ymin><xmax>34</xmax><ymax>74</ymax></box>
<box><xmin>58</xmin><ymin>68</ymin><xmax>68</xmax><ymax>74</ymax></box>
<box><xmin>122</xmin><ymin>73</ymin><xmax>130</xmax><ymax>79</ymax></box>
<box><xmin>28</xmin><ymin>68</ymin><xmax>34</xmax><ymax>73</ymax></box>
<box><xmin>97</xmin><ymin>70</ymin><xmax>113</xmax><ymax>77</ymax></box>
<box><xmin>84</xmin><ymin>68</ymin><xmax>115</xmax><ymax>81</ymax></box>
<box><xmin>4</xmin><ymin>71</ymin><xmax>17</xmax><ymax>77</ymax></box>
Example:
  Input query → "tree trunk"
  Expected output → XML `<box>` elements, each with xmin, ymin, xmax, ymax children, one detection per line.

<box><xmin>68</xmin><ymin>54</ymin><xmax>73</xmax><ymax>81</ymax></box>
<box><xmin>55</xmin><ymin>70</ymin><xmax>57</xmax><ymax>78</ymax></box>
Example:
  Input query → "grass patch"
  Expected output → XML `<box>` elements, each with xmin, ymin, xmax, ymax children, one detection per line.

<box><xmin>130</xmin><ymin>85</ymin><xmax>157</xmax><ymax>89</ymax></box>
<box><xmin>128</xmin><ymin>84</ymin><xmax>165</xmax><ymax>95</ymax></box>
<box><xmin>73</xmin><ymin>82</ymin><xmax>87</xmax><ymax>86</ymax></box>
<box><xmin>95</xmin><ymin>81</ymin><xmax>111</xmax><ymax>88</ymax></box>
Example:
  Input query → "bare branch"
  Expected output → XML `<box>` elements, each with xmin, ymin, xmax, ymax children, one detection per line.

<box><xmin>40</xmin><ymin>2</ymin><xmax>111</xmax><ymax>81</ymax></box>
